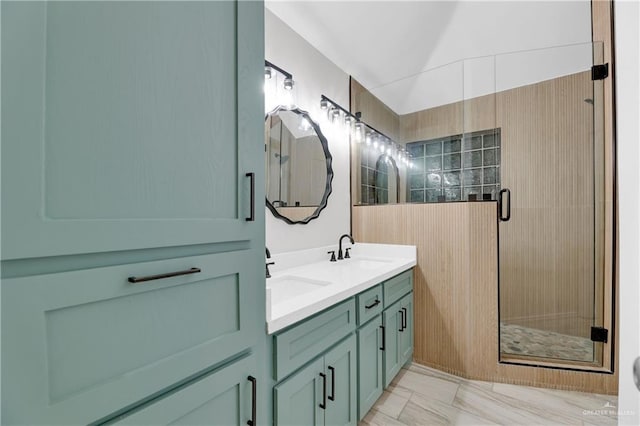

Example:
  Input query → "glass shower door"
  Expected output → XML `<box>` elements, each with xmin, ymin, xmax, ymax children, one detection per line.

<box><xmin>497</xmin><ymin>42</ymin><xmax>610</xmax><ymax>368</ymax></box>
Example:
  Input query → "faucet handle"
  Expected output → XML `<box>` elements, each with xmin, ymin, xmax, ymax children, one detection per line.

<box><xmin>327</xmin><ymin>251</ymin><xmax>337</xmax><ymax>262</ymax></box>
<box><xmin>345</xmin><ymin>248</ymin><xmax>351</xmax><ymax>259</ymax></box>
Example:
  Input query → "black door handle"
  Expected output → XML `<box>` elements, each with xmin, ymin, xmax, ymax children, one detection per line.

<box><xmin>247</xmin><ymin>376</ymin><xmax>256</xmax><ymax>426</ymax></box>
<box><xmin>319</xmin><ymin>372</ymin><xmax>327</xmax><ymax>409</ymax></box>
<box><xmin>499</xmin><ymin>188</ymin><xmax>511</xmax><ymax>222</ymax></box>
<box><xmin>328</xmin><ymin>366</ymin><xmax>336</xmax><ymax>401</ymax></box>
<box><xmin>402</xmin><ymin>307</ymin><xmax>408</xmax><ymax>331</ymax></box>
<box><xmin>246</xmin><ymin>172</ymin><xmax>255</xmax><ymax>222</ymax></box>
<box><xmin>379</xmin><ymin>325</ymin><xmax>385</xmax><ymax>351</ymax></box>
<box><xmin>398</xmin><ymin>310</ymin><xmax>404</xmax><ymax>332</ymax></box>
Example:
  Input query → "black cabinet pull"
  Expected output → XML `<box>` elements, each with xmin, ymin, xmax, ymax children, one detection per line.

<box><xmin>402</xmin><ymin>307</ymin><xmax>408</xmax><ymax>331</ymax></box>
<box><xmin>499</xmin><ymin>188</ymin><xmax>511</xmax><ymax>222</ymax></box>
<box><xmin>398</xmin><ymin>310</ymin><xmax>404</xmax><ymax>332</ymax></box>
<box><xmin>319</xmin><ymin>373</ymin><xmax>327</xmax><ymax>409</ymax></box>
<box><xmin>365</xmin><ymin>299</ymin><xmax>380</xmax><ymax>309</ymax></box>
<box><xmin>247</xmin><ymin>376</ymin><xmax>257</xmax><ymax>426</ymax></box>
<box><xmin>379</xmin><ymin>325</ymin><xmax>385</xmax><ymax>351</ymax></box>
<box><xmin>328</xmin><ymin>366</ymin><xmax>336</xmax><ymax>401</ymax></box>
<box><xmin>127</xmin><ymin>267</ymin><xmax>201</xmax><ymax>283</ymax></box>
<box><xmin>246</xmin><ymin>172</ymin><xmax>255</xmax><ymax>222</ymax></box>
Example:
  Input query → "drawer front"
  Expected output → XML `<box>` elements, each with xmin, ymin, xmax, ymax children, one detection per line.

<box><xmin>114</xmin><ymin>353</ymin><xmax>257</xmax><ymax>425</ymax></box>
<box><xmin>1</xmin><ymin>250</ymin><xmax>262</xmax><ymax>425</ymax></box>
<box><xmin>383</xmin><ymin>269</ymin><xmax>413</xmax><ymax>308</ymax></box>
<box><xmin>274</xmin><ymin>299</ymin><xmax>356</xmax><ymax>381</ymax></box>
<box><xmin>356</xmin><ymin>284</ymin><xmax>383</xmax><ymax>326</ymax></box>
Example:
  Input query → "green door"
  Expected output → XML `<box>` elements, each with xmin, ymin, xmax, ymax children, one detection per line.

<box><xmin>383</xmin><ymin>300</ymin><xmax>402</xmax><ymax>388</ymax></box>
<box><xmin>115</xmin><ymin>353</ymin><xmax>258</xmax><ymax>425</ymax></box>
<box><xmin>399</xmin><ymin>293</ymin><xmax>414</xmax><ymax>364</ymax></box>
<box><xmin>274</xmin><ymin>358</ymin><xmax>324</xmax><ymax>426</ymax></box>
<box><xmin>357</xmin><ymin>316</ymin><xmax>383</xmax><ymax>420</ymax></box>
<box><xmin>0</xmin><ymin>0</ymin><xmax>264</xmax><ymax>260</ymax></box>
<box><xmin>324</xmin><ymin>336</ymin><xmax>357</xmax><ymax>426</ymax></box>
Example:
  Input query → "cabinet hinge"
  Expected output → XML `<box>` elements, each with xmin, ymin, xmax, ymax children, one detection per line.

<box><xmin>591</xmin><ymin>64</ymin><xmax>609</xmax><ymax>80</ymax></box>
<box><xmin>590</xmin><ymin>326</ymin><xmax>609</xmax><ymax>343</ymax></box>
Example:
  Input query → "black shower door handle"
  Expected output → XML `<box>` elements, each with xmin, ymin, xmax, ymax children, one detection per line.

<box><xmin>499</xmin><ymin>188</ymin><xmax>511</xmax><ymax>222</ymax></box>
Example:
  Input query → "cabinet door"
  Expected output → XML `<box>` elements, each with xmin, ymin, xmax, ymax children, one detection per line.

<box><xmin>324</xmin><ymin>336</ymin><xmax>357</xmax><ymax>426</ymax></box>
<box><xmin>1</xmin><ymin>251</ymin><xmax>262</xmax><ymax>425</ymax></box>
<box><xmin>383</xmin><ymin>300</ymin><xmax>403</xmax><ymax>388</ymax></box>
<box><xmin>115</xmin><ymin>353</ymin><xmax>257</xmax><ymax>425</ymax></box>
<box><xmin>357</xmin><ymin>316</ymin><xmax>383</xmax><ymax>420</ymax></box>
<box><xmin>399</xmin><ymin>293</ymin><xmax>414</xmax><ymax>364</ymax></box>
<box><xmin>0</xmin><ymin>0</ymin><xmax>264</xmax><ymax>260</ymax></box>
<box><xmin>274</xmin><ymin>358</ymin><xmax>324</xmax><ymax>426</ymax></box>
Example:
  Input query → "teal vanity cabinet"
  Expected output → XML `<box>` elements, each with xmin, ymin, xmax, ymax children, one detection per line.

<box><xmin>273</xmin><ymin>300</ymin><xmax>358</xmax><ymax>426</ymax></box>
<box><xmin>1</xmin><ymin>1</ymin><xmax>266</xmax><ymax>425</ymax></box>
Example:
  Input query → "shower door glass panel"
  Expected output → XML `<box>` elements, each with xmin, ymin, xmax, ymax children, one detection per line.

<box><xmin>497</xmin><ymin>42</ymin><xmax>608</xmax><ymax>366</ymax></box>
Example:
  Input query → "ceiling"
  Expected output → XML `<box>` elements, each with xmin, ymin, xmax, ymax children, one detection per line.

<box><xmin>266</xmin><ymin>1</ymin><xmax>593</xmax><ymax>114</ymax></box>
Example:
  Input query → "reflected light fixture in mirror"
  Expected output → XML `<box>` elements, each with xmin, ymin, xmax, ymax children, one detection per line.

<box><xmin>319</xmin><ymin>94</ymin><xmax>415</xmax><ymax>170</ymax></box>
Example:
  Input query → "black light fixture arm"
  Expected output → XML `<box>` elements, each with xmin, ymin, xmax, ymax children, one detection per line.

<box><xmin>320</xmin><ymin>94</ymin><xmax>393</xmax><ymax>142</ymax></box>
<box><xmin>265</xmin><ymin>60</ymin><xmax>292</xmax><ymax>80</ymax></box>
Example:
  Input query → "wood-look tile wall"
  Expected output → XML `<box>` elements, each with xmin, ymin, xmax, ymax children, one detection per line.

<box><xmin>353</xmin><ymin>204</ymin><xmax>618</xmax><ymax>394</ymax></box>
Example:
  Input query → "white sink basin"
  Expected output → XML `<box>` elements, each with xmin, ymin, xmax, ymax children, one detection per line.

<box><xmin>267</xmin><ymin>275</ymin><xmax>331</xmax><ymax>302</ymax></box>
<box><xmin>343</xmin><ymin>257</ymin><xmax>392</xmax><ymax>270</ymax></box>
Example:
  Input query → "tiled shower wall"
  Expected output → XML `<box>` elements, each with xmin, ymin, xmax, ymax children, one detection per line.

<box><xmin>407</xmin><ymin>129</ymin><xmax>501</xmax><ymax>202</ymax></box>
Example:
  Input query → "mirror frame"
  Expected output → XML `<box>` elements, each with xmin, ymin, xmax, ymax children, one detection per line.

<box><xmin>265</xmin><ymin>105</ymin><xmax>334</xmax><ymax>224</ymax></box>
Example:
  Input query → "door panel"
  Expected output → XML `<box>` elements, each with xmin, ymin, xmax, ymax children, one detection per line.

<box><xmin>399</xmin><ymin>294</ymin><xmax>414</xmax><ymax>364</ymax></box>
<box><xmin>382</xmin><ymin>301</ymin><xmax>402</xmax><ymax>388</ymax></box>
<box><xmin>357</xmin><ymin>316</ymin><xmax>383</xmax><ymax>420</ymax></box>
<box><xmin>1</xmin><ymin>0</ymin><xmax>264</xmax><ymax>260</ymax></box>
<box><xmin>274</xmin><ymin>358</ymin><xmax>324</xmax><ymax>426</ymax></box>
<box><xmin>324</xmin><ymin>336</ymin><xmax>357</xmax><ymax>426</ymax></box>
<box><xmin>115</xmin><ymin>354</ymin><xmax>257</xmax><ymax>425</ymax></box>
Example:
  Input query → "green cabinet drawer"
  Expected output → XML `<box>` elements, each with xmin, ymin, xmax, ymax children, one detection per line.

<box><xmin>356</xmin><ymin>284</ymin><xmax>383</xmax><ymax>326</ymax></box>
<box><xmin>114</xmin><ymin>353</ymin><xmax>258</xmax><ymax>425</ymax></box>
<box><xmin>383</xmin><ymin>269</ymin><xmax>413</xmax><ymax>308</ymax></box>
<box><xmin>1</xmin><ymin>250</ymin><xmax>262</xmax><ymax>425</ymax></box>
<box><xmin>274</xmin><ymin>299</ymin><xmax>356</xmax><ymax>382</ymax></box>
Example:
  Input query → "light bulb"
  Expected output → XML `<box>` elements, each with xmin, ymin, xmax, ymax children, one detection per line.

<box><xmin>365</xmin><ymin>133</ymin><xmax>372</xmax><ymax>145</ymax></box>
<box><xmin>265</xmin><ymin>66</ymin><xmax>274</xmax><ymax>79</ymax></box>
<box><xmin>283</xmin><ymin>77</ymin><xmax>294</xmax><ymax>90</ymax></box>
<box><xmin>320</xmin><ymin>98</ymin><xmax>329</xmax><ymax>110</ymax></box>
<box><xmin>331</xmin><ymin>108</ymin><xmax>341</xmax><ymax>122</ymax></box>
<box><xmin>344</xmin><ymin>115</ymin><xmax>353</xmax><ymax>126</ymax></box>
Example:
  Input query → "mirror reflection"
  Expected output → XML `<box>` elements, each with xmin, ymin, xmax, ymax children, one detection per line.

<box><xmin>265</xmin><ymin>106</ymin><xmax>333</xmax><ymax>224</ymax></box>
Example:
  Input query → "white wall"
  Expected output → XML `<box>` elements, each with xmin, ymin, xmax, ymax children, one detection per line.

<box><xmin>265</xmin><ymin>9</ymin><xmax>351</xmax><ymax>254</ymax></box>
<box><xmin>615</xmin><ymin>0</ymin><xmax>640</xmax><ymax>422</ymax></box>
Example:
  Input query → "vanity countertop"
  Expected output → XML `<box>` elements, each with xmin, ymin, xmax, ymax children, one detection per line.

<box><xmin>266</xmin><ymin>243</ymin><xmax>416</xmax><ymax>334</ymax></box>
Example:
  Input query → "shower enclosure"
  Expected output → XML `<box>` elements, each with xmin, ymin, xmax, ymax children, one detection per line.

<box><xmin>351</xmin><ymin>41</ymin><xmax>614</xmax><ymax>371</ymax></box>
<box><xmin>493</xmin><ymin>42</ymin><xmax>612</xmax><ymax>369</ymax></box>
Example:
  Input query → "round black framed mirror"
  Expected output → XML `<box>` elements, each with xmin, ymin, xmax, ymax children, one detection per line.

<box><xmin>265</xmin><ymin>106</ymin><xmax>333</xmax><ymax>224</ymax></box>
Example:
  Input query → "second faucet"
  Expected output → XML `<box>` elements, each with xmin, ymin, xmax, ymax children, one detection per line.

<box><xmin>338</xmin><ymin>234</ymin><xmax>355</xmax><ymax>260</ymax></box>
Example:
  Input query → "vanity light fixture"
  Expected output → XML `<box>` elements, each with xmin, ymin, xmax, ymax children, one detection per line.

<box><xmin>320</xmin><ymin>98</ymin><xmax>329</xmax><ymax>110</ymax></box>
<box><xmin>264</xmin><ymin>60</ymin><xmax>294</xmax><ymax>91</ymax></box>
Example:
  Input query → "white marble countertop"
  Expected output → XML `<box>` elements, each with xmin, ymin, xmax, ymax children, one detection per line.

<box><xmin>266</xmin><ymin>243</ymin><xmax>416</xmax><ymax>334</ymax></box>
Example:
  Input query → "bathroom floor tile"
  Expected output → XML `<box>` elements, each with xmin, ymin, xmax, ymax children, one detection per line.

<box><xmin>362</xmin><ymin>364</ymin><xmax>618</xmax><ymax>426</ymax></box>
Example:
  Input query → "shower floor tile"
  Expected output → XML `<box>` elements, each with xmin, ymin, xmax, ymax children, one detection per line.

<box><xmin>500</xmin><ymin>323</ymin><xmax>594</xmax><ymax>362</ymax></box>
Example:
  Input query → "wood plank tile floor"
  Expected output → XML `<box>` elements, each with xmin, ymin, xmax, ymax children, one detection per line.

<box><xmin>360</xmin><ymin>364</ymin><xmax>618</xmax><ymax>426</ymax></box>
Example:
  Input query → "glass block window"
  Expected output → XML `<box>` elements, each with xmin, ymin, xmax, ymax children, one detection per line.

<box><xmin>360</xmin><ymin>147</ymin><xmax>392</xmax><ymax>205</ymax></box>
<box><xmin>407</xmin><ymin>129</ymin><xmax>501</xmax><ymax>203</ymax></box>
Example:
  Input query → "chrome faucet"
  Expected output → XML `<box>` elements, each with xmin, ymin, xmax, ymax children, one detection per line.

<box><xmin>266</xmin><ymin>247</ymin><xmax>275</xmax><ymax>278</ymax></box>
<box><xmin>338</xmin><ymin>234</ymin><xmax>355</xmax><ymax>260</ymax></box>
